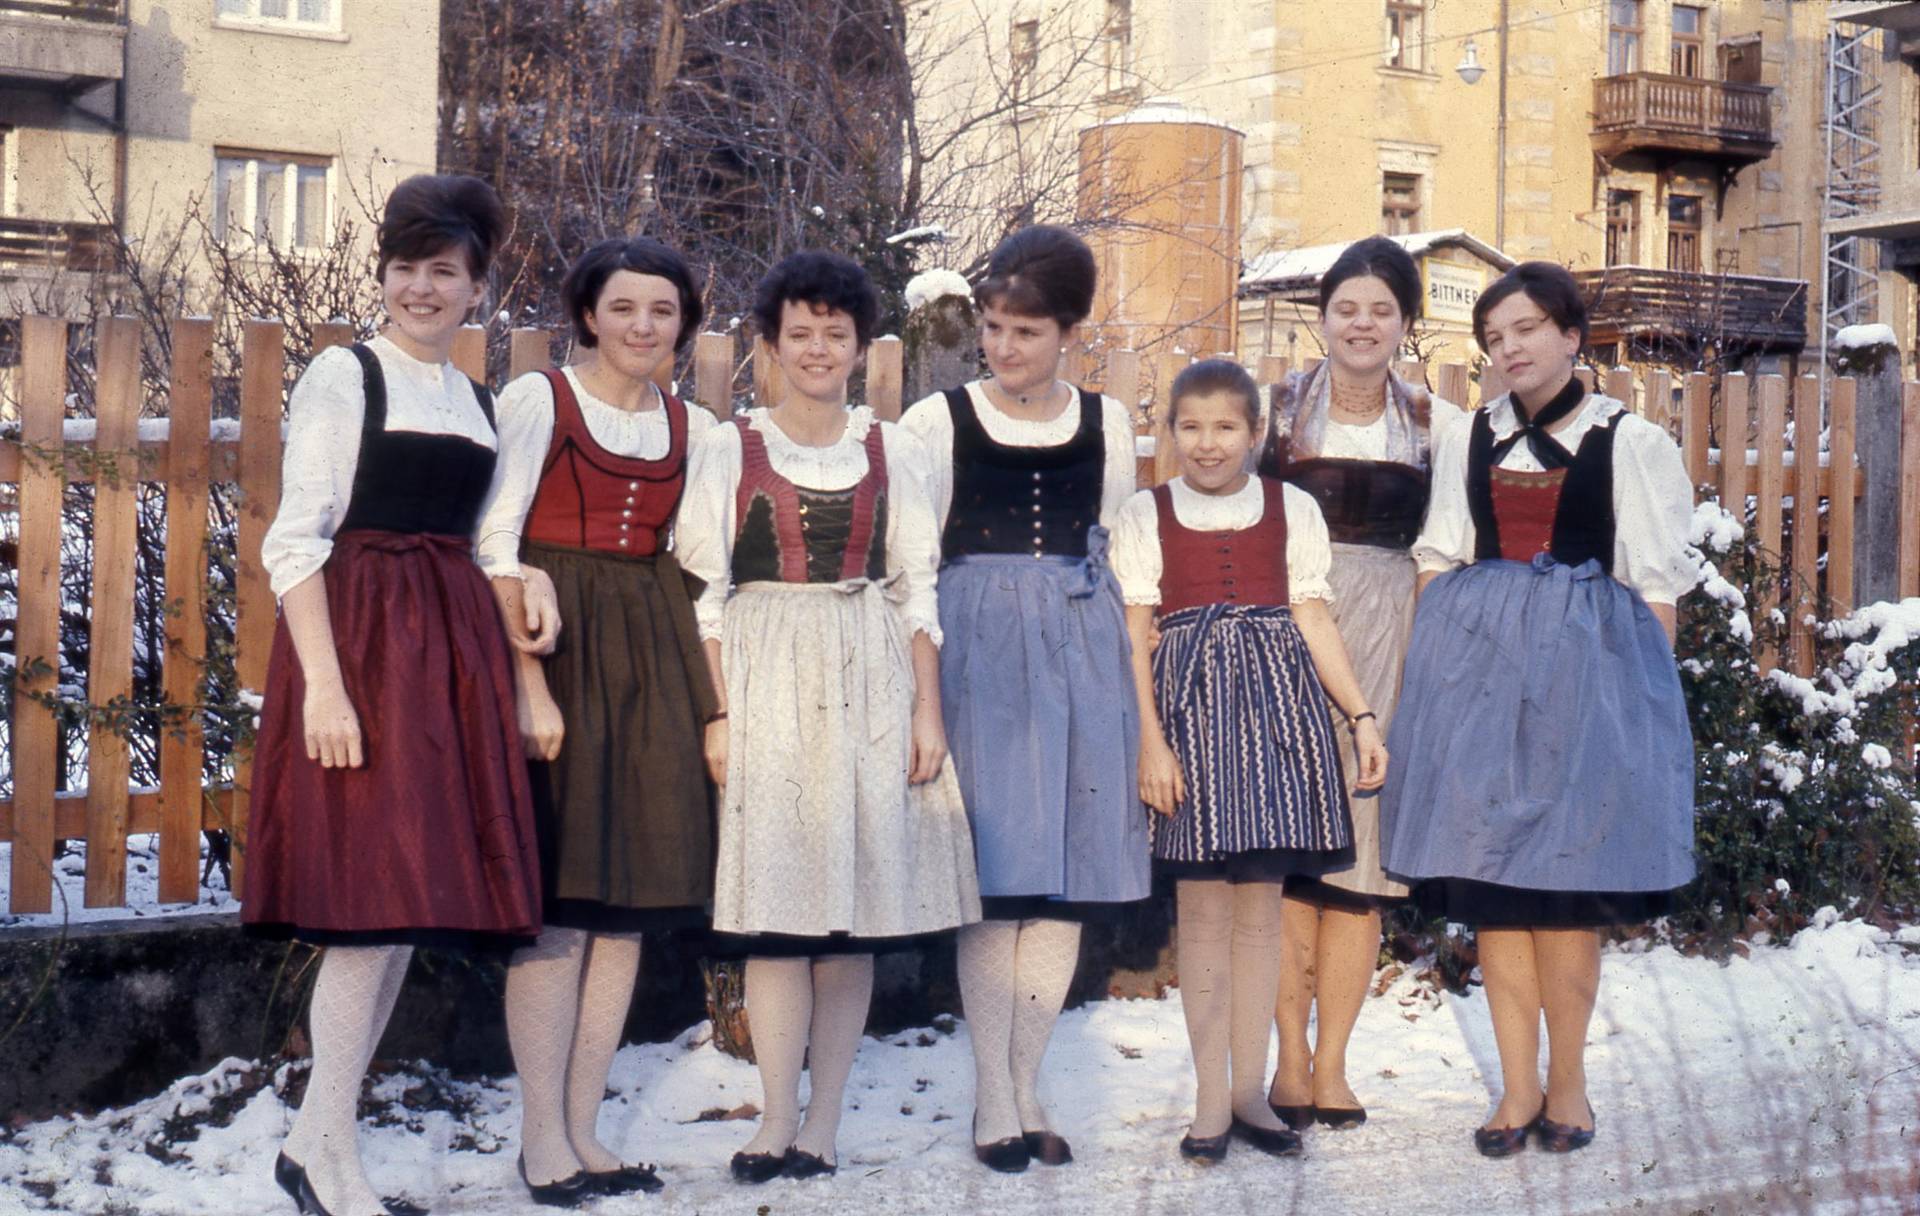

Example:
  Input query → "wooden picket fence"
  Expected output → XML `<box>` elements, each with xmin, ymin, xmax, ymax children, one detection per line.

<box><xmin>3</xmin><ymin>317</ymin><xmax>1918</xmax><ymax>914</ymax></box>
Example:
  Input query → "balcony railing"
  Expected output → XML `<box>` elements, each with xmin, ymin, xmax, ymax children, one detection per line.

<box><xmin>1591</xmin><ymin>73</ymin><xmax>1775</xmax><ymax>166</ymax></box>
<box><xmin>1574</xmin><ymin>267</ymin><xmax>1807</xmax><ymax>352</ymax></box>
<box><xmin>0</xmin><ymin>0</ymin><xmax>121</xmax><ymax>19</ymax></box>
<box><xmin>0</xmin><ymin>219</ymin><xmax>114</xmax><ymax>274</ymax></box>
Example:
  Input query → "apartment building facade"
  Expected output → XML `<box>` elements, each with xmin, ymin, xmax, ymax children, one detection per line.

<box><xmin>0</xmin><ymin>0</ymin><xmax>438</xmax><ymax>319</ymax></box>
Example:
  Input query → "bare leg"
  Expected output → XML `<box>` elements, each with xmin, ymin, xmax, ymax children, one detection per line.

<box><xmin>956</xmin><ymin>920</ymin><xmax>1021</xmax><ymax>1145</ymax></box>
<box><xmin>1175</xmin><ymin>880</ymin><xmax>1234</xmax><ymax>1138</ymax></box>
<box><xmin>1477</xmin><ymin>927</ymin><xmax>1546</xmax><ymax>1129</ymax></box>
<box><xmin>286</xmin><ymin>944</ymin><xmax>410</xmax><ymax>1216</ymax></box>
<box><xmin>1534</xmin><ymin>927</ymin><xmax>1601</xmax><ymax>1129</ymax></box>
<box><xmin>505</xmin><ymin>927</ymin><xmax>590</xmax><ymax>1186</ymax></box>
<box><xmin>1227</xmin><ymin>882</ymin><xmax>1289</xmax><ymax>1131</ymax></box>
<box><xmin>790</xmin><ymin>954</ymin><xmax>876</xmax><ymax>1164</ymax></box>
<box><xmin>1009</xmin><ymin>918</ymin><xmax>1082</xmax><ymax>1135</ymax></box>
<box><xmin>1308</xmin><ymin>905</ymin><xmax>1381</xmax><ymax>1111</ymax></box>
<box><xmin>1268</xmin><ymin>893</ymin><xmax>1319</xmax><ymax>1109</ymax></box>
<box><xmin>738</xmin><ymin>956</ymin><xmax>811</xmax><ymax>1158</ymax></box>
<box><xmin>564</xmin><ymin>932</ymin><xmax>643</xmax><ymax>1173</ymax></box>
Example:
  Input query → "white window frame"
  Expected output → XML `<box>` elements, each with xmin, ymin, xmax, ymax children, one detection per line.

<box><xmin>214</xmin><ymin>0</ymin><xmax>343</xmax><ymax>35</ymax></box>
<box><xmin>213</xmin><ymin>150</ymin><xmax>335</xmax><ymax>252</ymax></box>
<box><xmin>1</xmin><ymin>126</ymin><xmax>16</xmax><ymax>218</ymax></box>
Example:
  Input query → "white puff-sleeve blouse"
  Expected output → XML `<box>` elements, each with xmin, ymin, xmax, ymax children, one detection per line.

<box><xmin>675</xmin><ymin>407</ymin><xmax>945</xmax><ymax>644</ymax></box>
<box><xmin>1111</xmin><ymin>476</ymin><xmax>1335</xmax><ymax>608</ymax></box>
<box><xmin>899</xmin><ymin>381</ymin><xmax>1138</xmax><ymax>531</ymax></box>
<box><xmin>1411</xmin><ymin>393</ymin><xmax>1697</xmax><ymax>606</ymax></box>
<box><xmin>259</xmin><ymin>335</ymin><xmax>499</xmax><ymax>598</ymax></box>
<box><xmin>472</xmin><ymin>368</ymin><xmax>719</xmax><ymax>578</ymax></box>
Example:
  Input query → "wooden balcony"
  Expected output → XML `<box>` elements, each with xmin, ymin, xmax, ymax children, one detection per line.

<box><xmin>0</xmin><ymin>218</ymin><xmax>114</xmax><ymax>273</ymax></box>
<box><xmin>0</xmin><ymin>0</ymin><xmax>125</xmax><ymax>89</ymax></box>
<box><xmin>1591</xmin><ymin>73</ymin><xmax>1775</xmax><ymax>168</ymax></box>
<box><xmin>1574</xmin><ymin>267</ymin><xmax>1807</xmax><ymax>353</ymax></box>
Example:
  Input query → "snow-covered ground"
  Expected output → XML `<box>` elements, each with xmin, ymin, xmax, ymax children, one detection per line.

<box><xmin>0</xmin><ymin>837</ymin><xmax>237</xmax><ymax>932</ymax></box>
<box><xmin>3</xmin><ymin>915</ymin><xmax>1916</xmax><ymax>1215</ymax></box>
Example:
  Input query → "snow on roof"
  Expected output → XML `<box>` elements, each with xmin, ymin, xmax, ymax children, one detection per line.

<box><xmin>1083</xmin><ymin>95</ymin><xmax>1242</xmax><ymax>135</ymax></box>
<box><xmin>1834</xmin><ymin>322</ymin><xmax>1899</xmax><ymax>350</ymax></box>
<box><xmin>1240</xmin><ymin>229</ymin><xmax>1515</xmax><ymax>295</ymax></box>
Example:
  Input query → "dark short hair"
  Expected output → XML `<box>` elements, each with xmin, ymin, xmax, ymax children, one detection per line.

<box><xmin>974</xmin><ymin>225</ymin><xmax>1097</xmax><ymax>329</ymax></box>
<box><xmin>1472</xmin><ymin>260</ymin><xmax>1589</xmax><ymax>351</ymax></box>
<box><xmin>1168</xmin><ymin>358</ymin><xmax>1261</xmax><ymax>429</ymax></box>
<box><xmin>1319</xmin><ymin>235</ymin><xmax>1422</xmax><ymax>321</ymax></box>
<box><xmin>751</xmin><ymin>251</ymin><xmax>880</xmax><ymax>349</ymax></box>
<box><xmin>562</xmin><ymin>237</ymin><xmax>704</xmax><ymax>352</ymax></box>
<box><xmin>376</xmin><ymin>174</ymin><xmax>505</xmax><ymax>280</ymax></box>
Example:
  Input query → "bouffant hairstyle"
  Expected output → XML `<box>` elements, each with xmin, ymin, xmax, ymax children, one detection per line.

<box><xmin>1319</xmin><ymin>235</ymin><xmax>1422</xmax><ymax>322</ymax></box>
<box><xmin>973</xmin><ymin>225</ymin><xmax>1097</xmax><ymax>329</ymax></box>
<box><xmin>561</xmin><ymin>237</ymin><xmax>705</xmax><ymax>351</ymax></box>
<box><xmin>376</xmin><ymin>174</ymin><xmax>505</xmax><ymax>280</ymax></box>
<box><xmin>1168</xmin><ymin>358</ymin><xmax>1262</xmax><ymax>430</ymax></box>
<box><xmin>1472</xmin><ymin>260</ymin><xmax>1590</xmax><ymax>351</ymax></box>
<box><xmin>750</xmin><ymin>251</ymin><xmax>880</xmax><ymax>349</ymax></box>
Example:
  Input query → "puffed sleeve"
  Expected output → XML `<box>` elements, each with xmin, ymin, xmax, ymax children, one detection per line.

<box><xmin>684</xmin><ymin>399</ymin><xmax>722</xmax><ymax>443</ymax></box>
<box><xmin>1111</xmin><ymin>488</ymin><xmax>1163</xmax><ymax>606</ymax></box>
<box><xmin>1283</xmin><ymin>483</ymin><xmax>1335</xmax><ymax>602</ymax></box>
<box><xmin>472</xmin><ymin>371</ymin><xmax>557</xmax><ymax>579</ymax></box>
<box><xmin>260</xmin><ymin>345</ymin><xmax>365</xmax><ymax>598</ymax></box>
<box><xmin>1612</xmin><ymin>414</ymin><xmax>1698</xmax><ymax>605</ymax></box>
<box><xmin>1412</xmin><ymin>402</ymin><xmax>1476</xmax><ymax>575</ymax></box>
<box><xmin>879</xmin><ymin>422</ymin><xmax>945</xmax><ymax>644</ymax></box>
<box><xmin>1098</xmin><ymin>394</ymin><xmax>1140</xmax><ymax>528</ymax></box>
<box><xmin>899</xmin><ymin>389</ymin><xmax>956</xmax><ymax>530</ymax></box>
<box><xmin>675</xmin><ymin>423</ymin><xmax>743</xmax><ymax>641</ymax></box>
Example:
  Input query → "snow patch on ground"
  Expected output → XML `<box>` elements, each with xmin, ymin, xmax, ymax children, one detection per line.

<box><xmin>0</xmin><ymin>836</ymin><xmax>237</xmax><ymax>930</ymax></box>
<box><xmin>2</xmin><ymin>919</ymin><xmax>1915</xmax><ymax>1214</ymax></box>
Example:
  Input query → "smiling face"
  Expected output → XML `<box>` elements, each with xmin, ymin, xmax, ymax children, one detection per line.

<box><xmin>771</xmin><ymin>298</ymin><xmax>861</xmax><ymax>405</ymax></box>
<box><xmin>586</xmin><ymin>270</ymin><xmax>683</xmax><ymax>384</ymax></box>
<box><xmin>380</xmin><ymin>245</ymin><xmax>483</xmax><ymax>357</ymax></box>
<box><xmin>1322</xmin><ymin>273</ymin><xmax>1408</xmax><ymax>380</ymax></box>
<box><xmin>1172</xmin><ymin>389</ymin><xmax>1258</xmax><ymax>495</ymax></box>
<box><xmin>980</xmin><ymin>301</ymin><xmax>1071</xmax><ymax>398</ymax></box>
<box><xmin>1479</xmin><ymin>290</ymin><xmax>1582</xmax><ymax>405</ymax></box>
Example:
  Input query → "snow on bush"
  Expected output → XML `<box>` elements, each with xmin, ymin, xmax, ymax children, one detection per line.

<box><xmin>904</xmin><ymin>269</ymin><xmax>972</xmax><ymax>313</ymax></box>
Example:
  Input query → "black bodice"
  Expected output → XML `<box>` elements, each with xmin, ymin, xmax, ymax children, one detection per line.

<box><xmin>336</xmin><ymin>344</ymin><xmax>498</xmax><ymax>537</ymax></box>
<box><xmin>733</xmin><ymin>484</ymin><xmax>889</xmax><ymax>584</ymax></box>
<box><xmin>1283</xmin><ymin>458</ymin><xmax>1429</xmax><ymax>549</ymax></box>
<box><xmin>1466</xmin><ymin>401</ymin><xmax>1624</xmax><ymax>572</ymax></box>
<box><xmin>937</xmin><ymin>385</ymin><xmax>1105</xmax><ymax>559</ymax></box>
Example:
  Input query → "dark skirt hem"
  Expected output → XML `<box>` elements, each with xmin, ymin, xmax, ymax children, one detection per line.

<box><xmin>1159</xmin><ymin>845</ymin><xmax>1356</xmax><ymax>885</ymax></box>
<box><xmin>1409</xmin><ymin>877</ymin><xmax>1678</xmax><ymax>927</ymax></box>
<box><xmin>241</xmin><ymin>922</ymin><xmax>535</xmax><ymax>951</ymax></box>
<box><xmin>1283</xmin><ymin>874</ymin><xmax>1406</xmax><ymax>911</ymax></box>
<box><xmin>544</xmin><ymin>899</ymin><xmax>710</xmax><ymax>935</ymax></box>
<box><xmin>978</xmin><ymin>895</ymin><xmax>1139</xmax><ymax>923</ymax></box>
<box><xmin>708</xmin><ymin>930</ymin><xmax>930</xmax><ymax>958</ymax></box>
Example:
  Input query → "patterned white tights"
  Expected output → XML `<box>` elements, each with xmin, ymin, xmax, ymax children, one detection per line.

<box><xmin>958</xmin><ymin>918</ymin><xmax>1082</xmax><ymax>1144</ymax></box>
<box><xmin>738</xmin><ymin>955</ymin><xmax>875</xmax><ymax>1166</ymax></box>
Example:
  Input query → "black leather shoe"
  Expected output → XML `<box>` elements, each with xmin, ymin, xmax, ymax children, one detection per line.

<box><xmin>1230</xmin><ymin>1116</ymin><xmax>1304</xmax><ymax>1157</ymax></box>
<box><xmin>1178</xmin><ymin>1130</ymin><xmax>1230</xmax><ymax>1162</ymax></box>
<box><xmin>1535</xmin><ymin>1102</ymin><xmax>1596</xmax><ymax>1153</ymax></box>
<box><xmin>1022</xmin><ymin>1131</ymin><xmax>1073</xmax><ymax>1166</ymax></box>
<box><xmin>1315</xmin><ymin>1106</ymin><xmax>1367</xmax><ymax>1130</ymax></box>
<box><xmin>1268</xmin><ymin>1102</ymin><xmax>1316</xmax><ymax>1131</ymax></box>
<box><xmin>730</xmin><ymin>1150</ymin><xmax>787</xmax><ymax>1184</ymax></box>
<box><xmin>517</xmin><ymin>1157</ymin><xmax>591</xmax><ymax>1208</ymax></box>
<box><xmin>973</xmin><ymin>1113</ymin><xmax>1031</xmax><ymax>1173</ymax></box>
<box><xmin>1474</xmin><ymin>1104</ymin><xmax>1544</xmax><ymax>1158</ymax></box>
<box><xmin>381</xmin><ymin>1201</ymin><xmax>429</xmax><ymax>1216</ymax></box>
<box><xmin>588</xmin><ymin>1162</ymin><xmax>665</xmax><ymax>1195</ymax></box>
<box><xmin>781</xmin><ymin>1149</ymin><xmax>838</xmax><ymax>1179</ymax></box>
<box><xmin>273</xmin><ymin>1153</ymin><xmax>307</xmax><ymax>1212</ymax></box>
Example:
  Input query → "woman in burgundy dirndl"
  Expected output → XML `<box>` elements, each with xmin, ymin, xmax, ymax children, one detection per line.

<box><xmin>244</xmin><ymin>174</ymin><xmax>542</xmax><ymax>1216</ymax></box>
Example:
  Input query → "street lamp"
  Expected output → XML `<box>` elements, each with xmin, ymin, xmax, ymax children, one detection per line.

<box><xmin>1455</xmin><ymin>38</ymin><xmax>1486</xmax><ymax>85</ymax></box>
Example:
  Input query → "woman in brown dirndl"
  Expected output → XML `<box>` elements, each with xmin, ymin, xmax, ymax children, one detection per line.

<box><xmin>473</xmin><ymin>238</ymin><xmax>718</xmax><ymax>1204</ymax></box>
<box><xmin>244</xmin><ymin>175</ymin><xmax>542</xmax><ymax>1216</ymax></box>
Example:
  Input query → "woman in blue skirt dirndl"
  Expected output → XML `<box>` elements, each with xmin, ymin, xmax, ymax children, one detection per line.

<box><xmin>902</xmin><ymin>225</ymin><xmax>1148</xmax><ymax>1172</ymax></box>
<box><xmin>1381</xmin><ymin>262</ymin><xmax>1697</xmax><ymax>1158</ymax></box>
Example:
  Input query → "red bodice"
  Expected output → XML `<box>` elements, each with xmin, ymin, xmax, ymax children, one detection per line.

<box><xmin>732</xmin><ymin>418</ymin><xmax>889</xmax><ymax>584</ymax></box>
<box><xmin>1486</xmin><ymin>466</ymin><xmax>1568</xmax><ymax>563</ymax></box>
<box><xmin>1154</xmin><ymin>478</ymin><xmax>1292</xmax><ymax>615</ymax></box>
<box><xmin>522</xmin><ymin>370</ymin><xmax>689</xmax><ymax>557</ymax></box>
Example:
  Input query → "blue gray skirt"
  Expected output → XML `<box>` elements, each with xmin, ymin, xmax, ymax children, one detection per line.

<box><xmin>1380</xmin><ymin>555</ymin><xmax>1696</xmax><ymax>925</ymax></box>
<box><xmin>937</xmin><ymin>533</ymin><xmax>1150</xmax><ymax>907</ymax></box>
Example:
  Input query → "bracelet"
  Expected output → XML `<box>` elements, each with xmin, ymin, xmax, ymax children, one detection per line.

<box><xmin>1349</xmin><ymin>710</ymin><xmax>1377</xmax><ymax>725</ymax></box>
<box><xmin>708</xmin><ymin>711</ymin><xmax>729</xmax><ymax>724</ymax></box>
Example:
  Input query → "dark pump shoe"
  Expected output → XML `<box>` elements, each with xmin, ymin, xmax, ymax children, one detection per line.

<box><xmin>1474</xmin><ymin>1104</ymin><xmax>1545</xmax><ymax>1158</ymax></box>
<box><xmin>588</xmin><ymin>1162</ymin><xmax>665</xmax><ymax>1195</ymax></box>
<box><xmin>972</xmin><ymin>1113</ymin><xmax>1031</xmax><ymax>1173</ymax></box>
<box><xmin>729</xmin><ymin>1150</ymin><xmax>788</xmax><ymax>1184</ymax></box>
<box><xmin>1315</xmin><ymin>1106</ymin><xmax>1367</xmax><ymax>1130</ymax></box>
<box><xmin>1230</xmin><ymin>1116</ymin><xmax>1304</xmax><ymax>1158</ymax></box>
<box><xmin>781</xmin><ymin>1149</ymin><xmax>838</xmax><ymax>1179</ymax></box>
<box><xmin>1535</xmin><ymin>1102</ymin><xmax>1596</xmax><ymax>1153</ymax></box>
<box><xmin>273</xmin><ymin>1153</ymin><xmax>306</xmax><ymax>1210</ymax></box>
<box><xmin>284</xmin><ymin>1156</ymin><xmax>430</xmax><ymax>1216</ymax></box>
<box><xmin>1022</xmin><ymin>1130</ymin><xmax>1073</xmax><ymax>1166</ymax></box>
<box><xmin>517</xmin><ymin>1157</ymin><xmax>591</xmax><ymax>1208</ymax></box>
<box><xmin>1268</xmin><ymin>1101</ymin><xmax>1316</xmax><ymax>1131</ymax></box>
<box><xmin>1178</xmin><ymin>1130</ymin><xmax>1230</xmax><ymax>1162</ymax></box>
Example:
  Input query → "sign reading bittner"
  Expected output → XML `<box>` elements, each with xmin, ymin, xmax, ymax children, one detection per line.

<box><xmin>1422</xmin><ymin>259</ymin><xmax>1486</xmax><ymax>326</ymax></box>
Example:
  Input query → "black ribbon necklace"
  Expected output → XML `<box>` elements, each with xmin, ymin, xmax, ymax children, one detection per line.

<box><xmin>1491</xmin><ymin>375</ymin><xmax>1585</xmax><ymax>470</ymax></box>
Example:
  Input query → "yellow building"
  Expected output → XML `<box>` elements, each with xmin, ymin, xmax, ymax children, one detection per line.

<box><xmin>913</xmin><ymin>0</ymin><xmax>1920</xmax><ymax>378</ymax></box>
<box><xmin>0</xmin><ymin>0</ymin><xmax>439</xmax><ymax>319</ymax></box>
